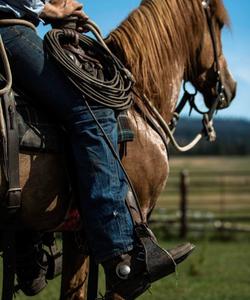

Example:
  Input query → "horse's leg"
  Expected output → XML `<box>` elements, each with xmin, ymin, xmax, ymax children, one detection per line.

<box><xmin>60</xmin><ymin>232</ymin><xmax>88</xmax><ymax>300</ymax></box>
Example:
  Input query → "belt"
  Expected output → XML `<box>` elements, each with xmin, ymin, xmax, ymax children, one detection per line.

<box><xmin>0</xmin><ymin>11</ymin><xmax>39</xmax><ymax>27</ymax></box>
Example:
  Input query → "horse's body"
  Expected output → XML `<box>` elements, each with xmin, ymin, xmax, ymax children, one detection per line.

<box><xmin>0</xmin><ymin>0</ymin><xmax>236</xmax><ymax>299</ymax></box>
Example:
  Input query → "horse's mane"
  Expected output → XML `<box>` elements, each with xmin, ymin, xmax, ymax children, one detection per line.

<box><xmin>106</xmin><ymin>0</ymin><xmax>229</xmax><ymax>114</ymax></box>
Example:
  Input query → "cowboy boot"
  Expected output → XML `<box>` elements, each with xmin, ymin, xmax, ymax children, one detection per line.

<box><xmin>102</xmin><ymin>224</ymin><xmax>195</xmax><ymax>300</ymax></box>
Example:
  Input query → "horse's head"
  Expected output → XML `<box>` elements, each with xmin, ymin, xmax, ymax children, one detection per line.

<box><xmin>188</xmin><ymin>0</ymin><xmax>237</xmax><ymax>110</ymax></box>
<box><xmin>107</xmin><ymin>0</ymin><xmax>236</xmax><ymax>119</ymax></box>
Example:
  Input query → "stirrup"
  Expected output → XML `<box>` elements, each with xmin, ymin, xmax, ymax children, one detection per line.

<box><xmin>135</xmin><ymin>224</ymin><xmax>195</xmax><ymax>282</ymax></box>
<box><xmin>103</xmin><ymin>224</ymin><xmax>195</xmax><ymax>300</ymax></box>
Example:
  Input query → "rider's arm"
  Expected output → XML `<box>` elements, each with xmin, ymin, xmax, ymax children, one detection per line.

<box><xmin>39</xmin><ymin>0</ymin><xmax>88</xmax><ymax>21</ymax></box>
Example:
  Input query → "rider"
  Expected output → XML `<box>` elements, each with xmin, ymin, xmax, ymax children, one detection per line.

<box><xmin>0</xmin><ymin>1</ymin><xmax>194</xmax><ymax>299</ymax></box>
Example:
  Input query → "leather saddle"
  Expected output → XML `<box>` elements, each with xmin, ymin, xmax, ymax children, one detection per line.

<box><xmin>0</xmin><ymin>74</ymin><xmax>134</xmax><ymax>230</ymax></box>
<box><xmin>0</xmin><ymin>79</ymin><xmax>134</xmax><ymax>154</ymax></box>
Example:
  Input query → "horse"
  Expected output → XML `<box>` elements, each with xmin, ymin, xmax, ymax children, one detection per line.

<box><xmin>0</xmin><ymin>0</ymin><xmax>236</xmax><ymax>299</ymax></box>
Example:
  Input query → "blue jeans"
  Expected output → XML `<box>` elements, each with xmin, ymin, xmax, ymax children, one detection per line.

<box><xmin>0</xmin><ymin>25</ymin><xmax>134</xmax><ymax>262</ymax></box>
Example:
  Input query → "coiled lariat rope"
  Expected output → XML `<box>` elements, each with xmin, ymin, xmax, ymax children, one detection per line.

<box><xmin>44</xmin><ymin>20</ymin><xmax>134</xmax><ymax>110</ymax></box>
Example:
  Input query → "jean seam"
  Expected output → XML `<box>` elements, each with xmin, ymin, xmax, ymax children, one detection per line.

<box><xmin>8</xmin><ymin>26</ymin><xmax>43</xmax><ymax>54</ymax></box>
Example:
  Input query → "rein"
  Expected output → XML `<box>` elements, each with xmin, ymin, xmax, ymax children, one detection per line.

<box><xmin>202</xmin><ymin>0</ymin><xmax>228</xmax><ymax>111</ymax></box>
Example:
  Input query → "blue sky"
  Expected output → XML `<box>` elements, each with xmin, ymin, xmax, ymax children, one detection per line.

<box><xmin>39</xmin><ymin>0</ymin><xmax>250</xmax><ymax>120</ymax></box>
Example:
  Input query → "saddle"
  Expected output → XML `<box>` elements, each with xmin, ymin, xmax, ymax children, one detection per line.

<box><xmin>0</xmin><ymin>83</ymin><xmax>134</xmax><ymax>154</ymax></box>
<box><xmin>0</xmin><ymin>74</ymin><xmax>134</xmax><ymax>229</ymax></box>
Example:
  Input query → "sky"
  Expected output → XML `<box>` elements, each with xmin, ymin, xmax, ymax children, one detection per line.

<box><xmin>39</xmin><ymin>0</ymin><xmax>250</xmax><ymax>120</ymax></box>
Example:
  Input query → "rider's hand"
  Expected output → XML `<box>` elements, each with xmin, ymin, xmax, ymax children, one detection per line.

<box><xmin>40</xmin><ymin>0</ymin><xmax>89</xmax><ymax>25</ymax></box>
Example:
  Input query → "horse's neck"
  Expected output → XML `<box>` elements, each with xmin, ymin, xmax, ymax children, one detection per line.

<box><xmin>106</xmin><ymin>26</ymin><xmax>188</xmax><ymax>124</ymax></box>
<box><xmin>106</xmin><ymin>0</ymin><xmax>199</xmax><ymax>123</ymax></box>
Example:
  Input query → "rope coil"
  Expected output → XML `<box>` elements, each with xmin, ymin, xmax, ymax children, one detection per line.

<box><xmin>44</xmin><ymin>25</ymin><xmax>134</xmax><ymax>110</ymax></box>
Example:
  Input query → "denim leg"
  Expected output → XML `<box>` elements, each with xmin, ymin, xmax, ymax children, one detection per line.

<box><xmin>0</xmin><ymin>25</ymin><xmax>83</xmax><ymax>116</ymax></box>
<box><xmin>0</xmin><ymin>25</ymin><xmax>134</xmax><ymax>262</ymax></box>
<box><xmin>68</xmin><ymin>105</ymin><xmax>134</xmax><ymax>261</ymax></box>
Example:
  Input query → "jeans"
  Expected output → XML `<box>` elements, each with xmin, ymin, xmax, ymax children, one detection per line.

<box><xmin>0</xmin><ymin>25</ymin><xmax>134</xmax><ymax>262</ymax></box>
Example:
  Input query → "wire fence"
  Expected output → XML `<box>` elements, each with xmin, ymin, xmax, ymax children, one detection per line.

<box><xmin>151</xmin><ymin>169</ymin><xmax>250</xmax><ymax>236</ymax></box>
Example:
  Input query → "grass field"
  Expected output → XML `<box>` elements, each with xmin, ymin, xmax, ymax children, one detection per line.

<box><xmin>1</xmin><ymin>156</ymin><xmax>250</xmax><ymax>299</ymax></box>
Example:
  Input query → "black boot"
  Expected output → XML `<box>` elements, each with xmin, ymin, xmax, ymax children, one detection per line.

<box><xmin>15</xmin><ymin>234</ymin><xmax>48</xmax><ymax>296</ymax></box>
<box><xmin>102</xmin><ymin>225</ymin><xmax>195</xmax><ymax>300</ymax></box>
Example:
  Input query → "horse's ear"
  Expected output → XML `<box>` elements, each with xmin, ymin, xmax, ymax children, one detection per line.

<box><xmin>210</xmin><ymin>0</ymin><xmax>230</xmax><ymax>27</ymax></box>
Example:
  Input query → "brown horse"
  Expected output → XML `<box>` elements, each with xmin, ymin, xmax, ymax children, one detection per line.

<box><xmin>0</xmin><ymin>0</ymin><xmax>236</xmax><ymax>299</ymax></box>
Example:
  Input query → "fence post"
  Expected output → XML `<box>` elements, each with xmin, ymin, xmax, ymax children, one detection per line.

<box><xmin>180</xmin><ymin>170</ymin><xmax>189</xmax><ymax>238</ymax></box>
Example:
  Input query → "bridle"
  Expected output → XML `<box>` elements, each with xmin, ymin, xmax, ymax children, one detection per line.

<box><xmin>172</xmin><ymin>0</ymin><xmax>229</xmax><ymax>145</ymax></box>
<box><xmin>139</xmin><ymin>0</ymin><xmax>231</xmax><ymax>152</ymax></box>
<box><xmin>202</xmin><ymin>0</ymin><xmax>228</xmax><ymax>110</ymax></box>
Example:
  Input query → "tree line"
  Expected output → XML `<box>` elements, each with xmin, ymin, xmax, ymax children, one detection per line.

<box><xmin>169</xmin><ymin>118</ymin><xmax>250</xmax><ymax>156</ymax></box>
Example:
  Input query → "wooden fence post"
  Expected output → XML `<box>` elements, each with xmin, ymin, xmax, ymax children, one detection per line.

<box><xmin>180</xmin><ymin>170</ymin><xmax>189</xmax><ymax>238</ymax></box>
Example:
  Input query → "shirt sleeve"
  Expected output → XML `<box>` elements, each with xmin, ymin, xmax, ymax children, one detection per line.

<box><xmin>22</xmin><ymin>0</ymin><xmax>49</xmax><ymax>17</ymax></box>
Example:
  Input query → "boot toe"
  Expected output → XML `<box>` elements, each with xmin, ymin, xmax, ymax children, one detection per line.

<box><xmin>168</xmin><ymin>242</ymin><xmax>195</xmax><ymax>265</ymax></box>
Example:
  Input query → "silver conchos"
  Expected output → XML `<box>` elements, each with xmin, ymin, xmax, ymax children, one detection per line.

<box><xmin>116</xmin><ymin>263</ymin><xmax>131</xmax><ymax>280</ymax></box>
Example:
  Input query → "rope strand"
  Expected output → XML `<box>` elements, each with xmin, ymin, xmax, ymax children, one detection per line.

<box><xmin>44</xmin><ymin>25</ymin><xmax>134</xmax><ymax>110</ymax></box>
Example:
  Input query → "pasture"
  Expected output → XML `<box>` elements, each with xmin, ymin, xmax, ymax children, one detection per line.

<box><xmin>1</xmin><ymin>156</ymin><xmax>250</xmax><ymax>300</ymax></box>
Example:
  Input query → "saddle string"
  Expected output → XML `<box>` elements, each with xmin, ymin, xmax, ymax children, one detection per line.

<box><xmin>0</xmin><ymin>35</ymin><xmax>12</xmax><ymax>96</ymax></box>
<box><xmin>0</xmin><ymin>35</ymin><xmax>11</xmax><ymax>177</ymax></box>
<box><xmin>0</xmin><ymin>18</ymin><xmax>36</xmax><ymax>31</ymax></box>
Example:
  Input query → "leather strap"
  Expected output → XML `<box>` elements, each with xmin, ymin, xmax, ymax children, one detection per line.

<box><xmin>2</xmin><ymin>91</ymin><xmax>22</xmax><ymax>213</ymax></box>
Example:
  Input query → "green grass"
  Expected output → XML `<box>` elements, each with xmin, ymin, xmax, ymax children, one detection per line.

<box><xmin>139</xmin><ymin>240</ymin><xmax>250</xmax><ymax>300</ymax></box>
<box><xmin>1</xmin><ymin>238</ymin><xmax>250</xmax><ymax>300</ymax></box>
